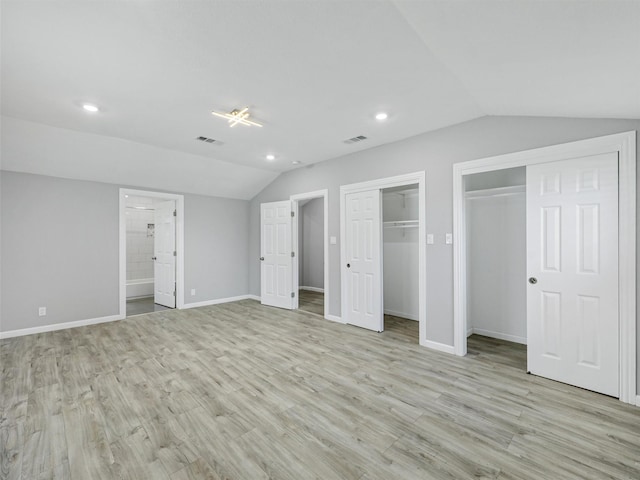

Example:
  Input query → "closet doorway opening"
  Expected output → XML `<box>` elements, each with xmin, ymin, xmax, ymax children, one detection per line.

<box><xmin>382</xmin><ymin>185</ymin><xmax>420</xmax><ymax>343</ymax></box>
<box><xmin>290</xmin><ymin>190</ymin><xmax>329</xmax><ymax>318</ymax></box>
<box><xmin>340</xmin><ymin>171</ymin><xmax>427</xmax><ymax>346</ymax></box>
<box><xmin>464</xmin><ymin>168</ymin><xmax>527</xmax><ymax>368</ymax></box>
<box><xmin>119</xmin><ymin>189</ymin><xmax>185</xmax><ymax>318</ymax></box>
<box><xmin>453</xmin><ymin>131</ymin><xmax>636</xmax><ymax>404</ymax></box>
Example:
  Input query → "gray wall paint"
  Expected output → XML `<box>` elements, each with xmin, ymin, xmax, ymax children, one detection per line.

<box><xmin>248</xmin><ymin>115</ymin><xmax>640</xmax><ymax>389</ymax></box>
<box><xmin>1</xmin><ymin>172</ymin><xmax>119</xmax><ymax>330</ymax></box>
<box><xmin>299</xmin><ymin>198</ymin><xmax>324</xmax><ymax>289</ymax></box>
<box><xmin>184</xmin><ymin>192</ymin><xmax>249</xmax><ymax>303</ymax></box>
<box><xmin>1</xmin><ymin>171</ymin><xmax>250</xmax><ymax>332</ymax></box>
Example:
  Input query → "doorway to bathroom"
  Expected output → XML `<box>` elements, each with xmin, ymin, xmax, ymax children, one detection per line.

<box><xmin>119</xmin><ymin>189</ymin><xmax>185</xmax><ymax>317</ymax></box>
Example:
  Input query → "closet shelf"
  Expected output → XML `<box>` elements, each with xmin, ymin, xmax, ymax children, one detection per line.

<box><xmin>383</xmin><ymin>220</ymin><xmax>419</xmax><ymax>229</ymax></box>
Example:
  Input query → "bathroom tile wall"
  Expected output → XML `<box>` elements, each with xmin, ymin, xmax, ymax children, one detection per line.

<box><xmin>126</xmin><ymin>196</ymin><xmax>155</xmax><ymax>281</ymax></box>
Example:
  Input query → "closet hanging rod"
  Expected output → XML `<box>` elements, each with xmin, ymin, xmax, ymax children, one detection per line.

<box><xmin>465</xmin><ymin>185</ymin><xmax>525</xmax><ymax>200</ymax></box>
<box><xmin>383</xmin><ymin>220</ymin><xmax>419</xmax><ymax>228</ymax></box>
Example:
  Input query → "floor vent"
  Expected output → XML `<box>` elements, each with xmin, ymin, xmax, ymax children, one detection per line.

<box><xmin>196</xmin><ymin>136</ymin><xmax>216</xmax><ymax>143</ymax></box>
<box><xmin>344</xmin><ymin>135</ymin><xmax>368</xmax><ymax>144</ymax></box>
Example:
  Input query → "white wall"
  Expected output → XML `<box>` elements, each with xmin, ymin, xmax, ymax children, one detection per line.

<box><xmin>299</xmin><ymin>198</ymin><xmax>324</xmax><ymax>290</ymax></box>
<box><xmin>383</xmin><ymin>188</ymin><xmax>419</xmax><ymax>320</ymax></box>
<box><xmin>466</xmin><ymin>183</ymin><xmax>526</xmax><ymax>343</ymax></box>
<box><xmin>0</xmin><ymin>171</ymin><xmax>250</xmax><ymax>333</ymax></box>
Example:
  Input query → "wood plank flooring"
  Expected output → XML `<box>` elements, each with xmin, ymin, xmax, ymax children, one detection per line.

<box><xmin>297</xmin><ymin>290</ymin><xmax>324</xmax><ymax>316</ymax></box>
<box><xmin>1</xmin><ymin>299</ymin><xmax>639</xmax><ymax>479</ymax></box>
<box><xmin>126</xmin><ymin>297</ymin><xmax>171</xmax><ymax>317</ymax></box>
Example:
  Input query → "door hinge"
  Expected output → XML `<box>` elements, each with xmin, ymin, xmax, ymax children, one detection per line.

<box><xmin>173</xmin><ymin>251</ymin><xmax>177</xmax><ymax>256</ymax></box>
<box><xmin>291</xmin><ymin>292</ymin><xmax>295</xmax><ymax>298</ymax></box>
<box><xmin>291</xmin><ymin>211</ymin><xmax>295</xmax><ymax>217</ymax></box>
<box><xmin>173</xmin><ymin>291</ymin><xmax>176</xmax><ymax>297</ymax></box>
<box><xmin>291</xmin><ymin>251</ymin><xmax>295</xmax><ymax>258</ymax></box>
<box><xmin>173</xmin><ymin>210</ymin><xmax>177</xmax><ymax>217</ymax></box>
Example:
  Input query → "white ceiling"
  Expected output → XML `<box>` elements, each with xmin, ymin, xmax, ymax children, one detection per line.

<box><xmin>2</xmin><ymin>1</ymin><xmax>639</xmax><ymax>198</ymax></box>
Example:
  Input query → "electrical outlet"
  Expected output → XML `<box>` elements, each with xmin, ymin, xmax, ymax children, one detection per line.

<box><xmin>426</xmin><ymin>234</ymin><xmax>434</xmax><ymax>245</ymax></box>
<box><xmin>330</xmin><ymin>236</ymin><xmax>337</xmax><ymax>245</ymax></box>
<box><xmin>445</xmin><ymin>233</ymin><xmax>453</xmax><ymax>245</ymax></box>
<box><xmin>191</xmin><ymin>289</ymin><xmax>196</xmax><ymax>296</ymax></box>
<box><xmin>38</xmin><ymin>307</ymin><xmax>46</xmax><ymax>316</ymax></box>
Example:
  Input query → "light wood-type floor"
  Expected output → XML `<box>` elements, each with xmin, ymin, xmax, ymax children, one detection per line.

<box><xmin>126</xmin><ymin>297</ymin><xmax>171</xmax><ymax>317</ymax></box>
<box><xmin>298</xmin><ymin>289</ymin><xmax>324</xmax><ymax>316</ymax></box>
<box><xmin>1</xmin><ymin>300</ymin><xmax>639</xmax><ymax>479</ymax></box>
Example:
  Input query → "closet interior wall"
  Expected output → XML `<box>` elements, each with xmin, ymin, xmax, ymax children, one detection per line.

<box><xmin>299</xmin><ymin>198</ymin><xmax>324</xmax><ymax>291</ymax></box>
<box><xmin>383</xmin><ymin>186</ymin><xmax>419</xmax><ymax>321</ymax></box>
<box><xmin>465</xmin><ymin>167</ymin><xmax>527</xmax><ymax>344</ymax></box>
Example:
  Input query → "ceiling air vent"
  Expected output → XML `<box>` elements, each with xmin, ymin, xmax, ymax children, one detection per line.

<box><xmin>196</xmin><ymin>136</ymin><xmax>216</xmax><ymax>144</ymax></box>
<box><xmin>344</xmin><ymin>135</ymin><xmax>368</xmax><ymax>144</ymax></box>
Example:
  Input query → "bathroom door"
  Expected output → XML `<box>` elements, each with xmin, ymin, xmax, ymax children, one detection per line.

<box><xmin>154</xmin><ymin>200</ymin><xmax>176</xmax><ymax>308</ymax></box>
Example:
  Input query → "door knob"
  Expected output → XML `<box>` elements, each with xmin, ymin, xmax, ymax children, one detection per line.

<box><xmin>528</xmin><ymin>277</ymin><xmax>537</xmax><ymax>284</ymax></box>
<box><xmin>260</xmin><ymin>257</ymin><xmax>264</xmax><ymax>261</ymax></box>
<box><xmin>152</xmin><ymin>256</ymin><xmax>157</xmax><ymax>260</ymax></box>
<box><xmin>346</xmin><ymin>263</ymin><xmax>351</xmax><ymax>268</ymax></box>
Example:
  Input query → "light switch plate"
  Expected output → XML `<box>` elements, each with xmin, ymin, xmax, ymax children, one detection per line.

<box><xmin>445</xmin><ymin>233</ymin><xmax>453</xmax><ymax>245</ymax></box>
<box><xmin>38</xmin><ymin>307</ymin><xmax>46</xmax><ymax>316</ymax></box>
<box><xmin>191</xmin><ymin>289</ymin><xmax>196</xmax><ymax>296</ymax></box>
<box><xmin>426</xmin><ymin>234</ymin><xmax>434</xmax><ymax>245</ymax></box>
<box><xmin>330</xmin><ymin>236</ymin><xmax>337</xmax><ymax>245</ymax></box>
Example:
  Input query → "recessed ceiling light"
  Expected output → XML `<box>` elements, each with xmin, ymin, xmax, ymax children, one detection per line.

<box><xmin>375</xmin><ymin>112</ymin><xmax>388</xmax><ymax>121</ymax></box>
<box><xmin>125</xmin><ymin>195</ymin><xmax>129</xmax><ymax>198</ymax></box>
<box><xmin>82</xmin><ymin>103</ymin><xmax>99</xmax><ymax>113</ymax></box>
<box><xmin>292</xmin><ymin>161</ymin><xmax>300</xmax><ymax>165</ymax></box>
<box><xmin>266</xmin><ymin>154</ymin><xmax>275</xmax><ymax>161</ymax></box>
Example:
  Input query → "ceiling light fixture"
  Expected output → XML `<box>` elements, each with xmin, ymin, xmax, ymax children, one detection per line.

<box><xmin>375</xmin><ymin>112</ymin><xmax>388</xmax><ymax>121</ymax></box>
<box><xmin>82</xmin><ymin>103</ymin><xmax>99</xmax><ymax>113</ymax></box>
<box><xmin>266</xmin><ymin>154</ymin><xmax>275</xmax><ymax>161</ymax></box>
<box><xmin>211</xmin><ymin>107</ymin><xmax>263</xmax><ymax>128</ymax></box>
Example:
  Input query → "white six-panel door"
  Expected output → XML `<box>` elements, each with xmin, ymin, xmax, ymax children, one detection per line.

<box><xmin>345</xmin><ymin>190</ymin><xmax>383</xmax><ymax>332</ymax></box>
<box><xmin>527</xmin><ymin>152</ymin><xmax>619</xmax><ymax>396</ymax></box>
<box><xmin>154</xmin><ymin>200</ymin><xmax>176</xmax><ymax>308</ymax></box>
<box><xmin>261</xmin><ymin>201</ymin><xmax>294</xmax><ymax>310</ymax></box>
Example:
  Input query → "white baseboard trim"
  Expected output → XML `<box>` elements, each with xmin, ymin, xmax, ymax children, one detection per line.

<box><xmin>182</xmin><ymin>295</ymin><xmax>257</xmax><ymax>309</ymax></box>
<box><xmin>384</xmin><ymin>309</ymin><xmax>418</xmax><ymax>321</ymax></box>
<box><xmin>325</xmin><ymin>314</ymin><xmax>344</xmax><ymax>324</ymax></box>
<box><xmin>246</xmin><ymin>294</ymin><xmax>261</xmax><ymax>301</ymax></box>
<box><xmin>300</xmin><ymin>286</ymin><xmax>324</xmax><ymax>293</ymax></box>
<box><xmin>469</xmin><ymin>327</ymin><xmax>527</xmax><ymax>345</ymax></box>
<box><xmin>423</xmin><ymin>339</ymin><xmax>455</xmax><ymax>355</ymax></box>
<box><xmin>0</xmin><ymin>314</ymin><xmax>124</xmax><ymax>339</ymax></box>
<box><xmin>635</xmin><ymin>395</ymin><xmax>640</xmax><ymax>407</ymax></box>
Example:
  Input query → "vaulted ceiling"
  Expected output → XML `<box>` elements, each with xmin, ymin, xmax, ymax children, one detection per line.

<box><xmin>2</xmin><ymin>1</ymin><xmax>639</xmax><ymax>199</ymax></box>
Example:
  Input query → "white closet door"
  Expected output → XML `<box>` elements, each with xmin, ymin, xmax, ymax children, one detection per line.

<box><xmin>261</xmin><ymin>201</ymin><xmax>294</xmax><ymax>309</ymax></box>
<box><xmin>345</xmin><ymin>190</ymin><xmax>383</xmax><ymax>332</ymax></box>
<box><xmin>154</xmin><ymin>200</ymin><xmax>176</xmax><ymax>308</ymax></box>
<box><xmin>527</xmin><ymin>152</ymin><xmax>618</xmax><ymax>396</ymax></box>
